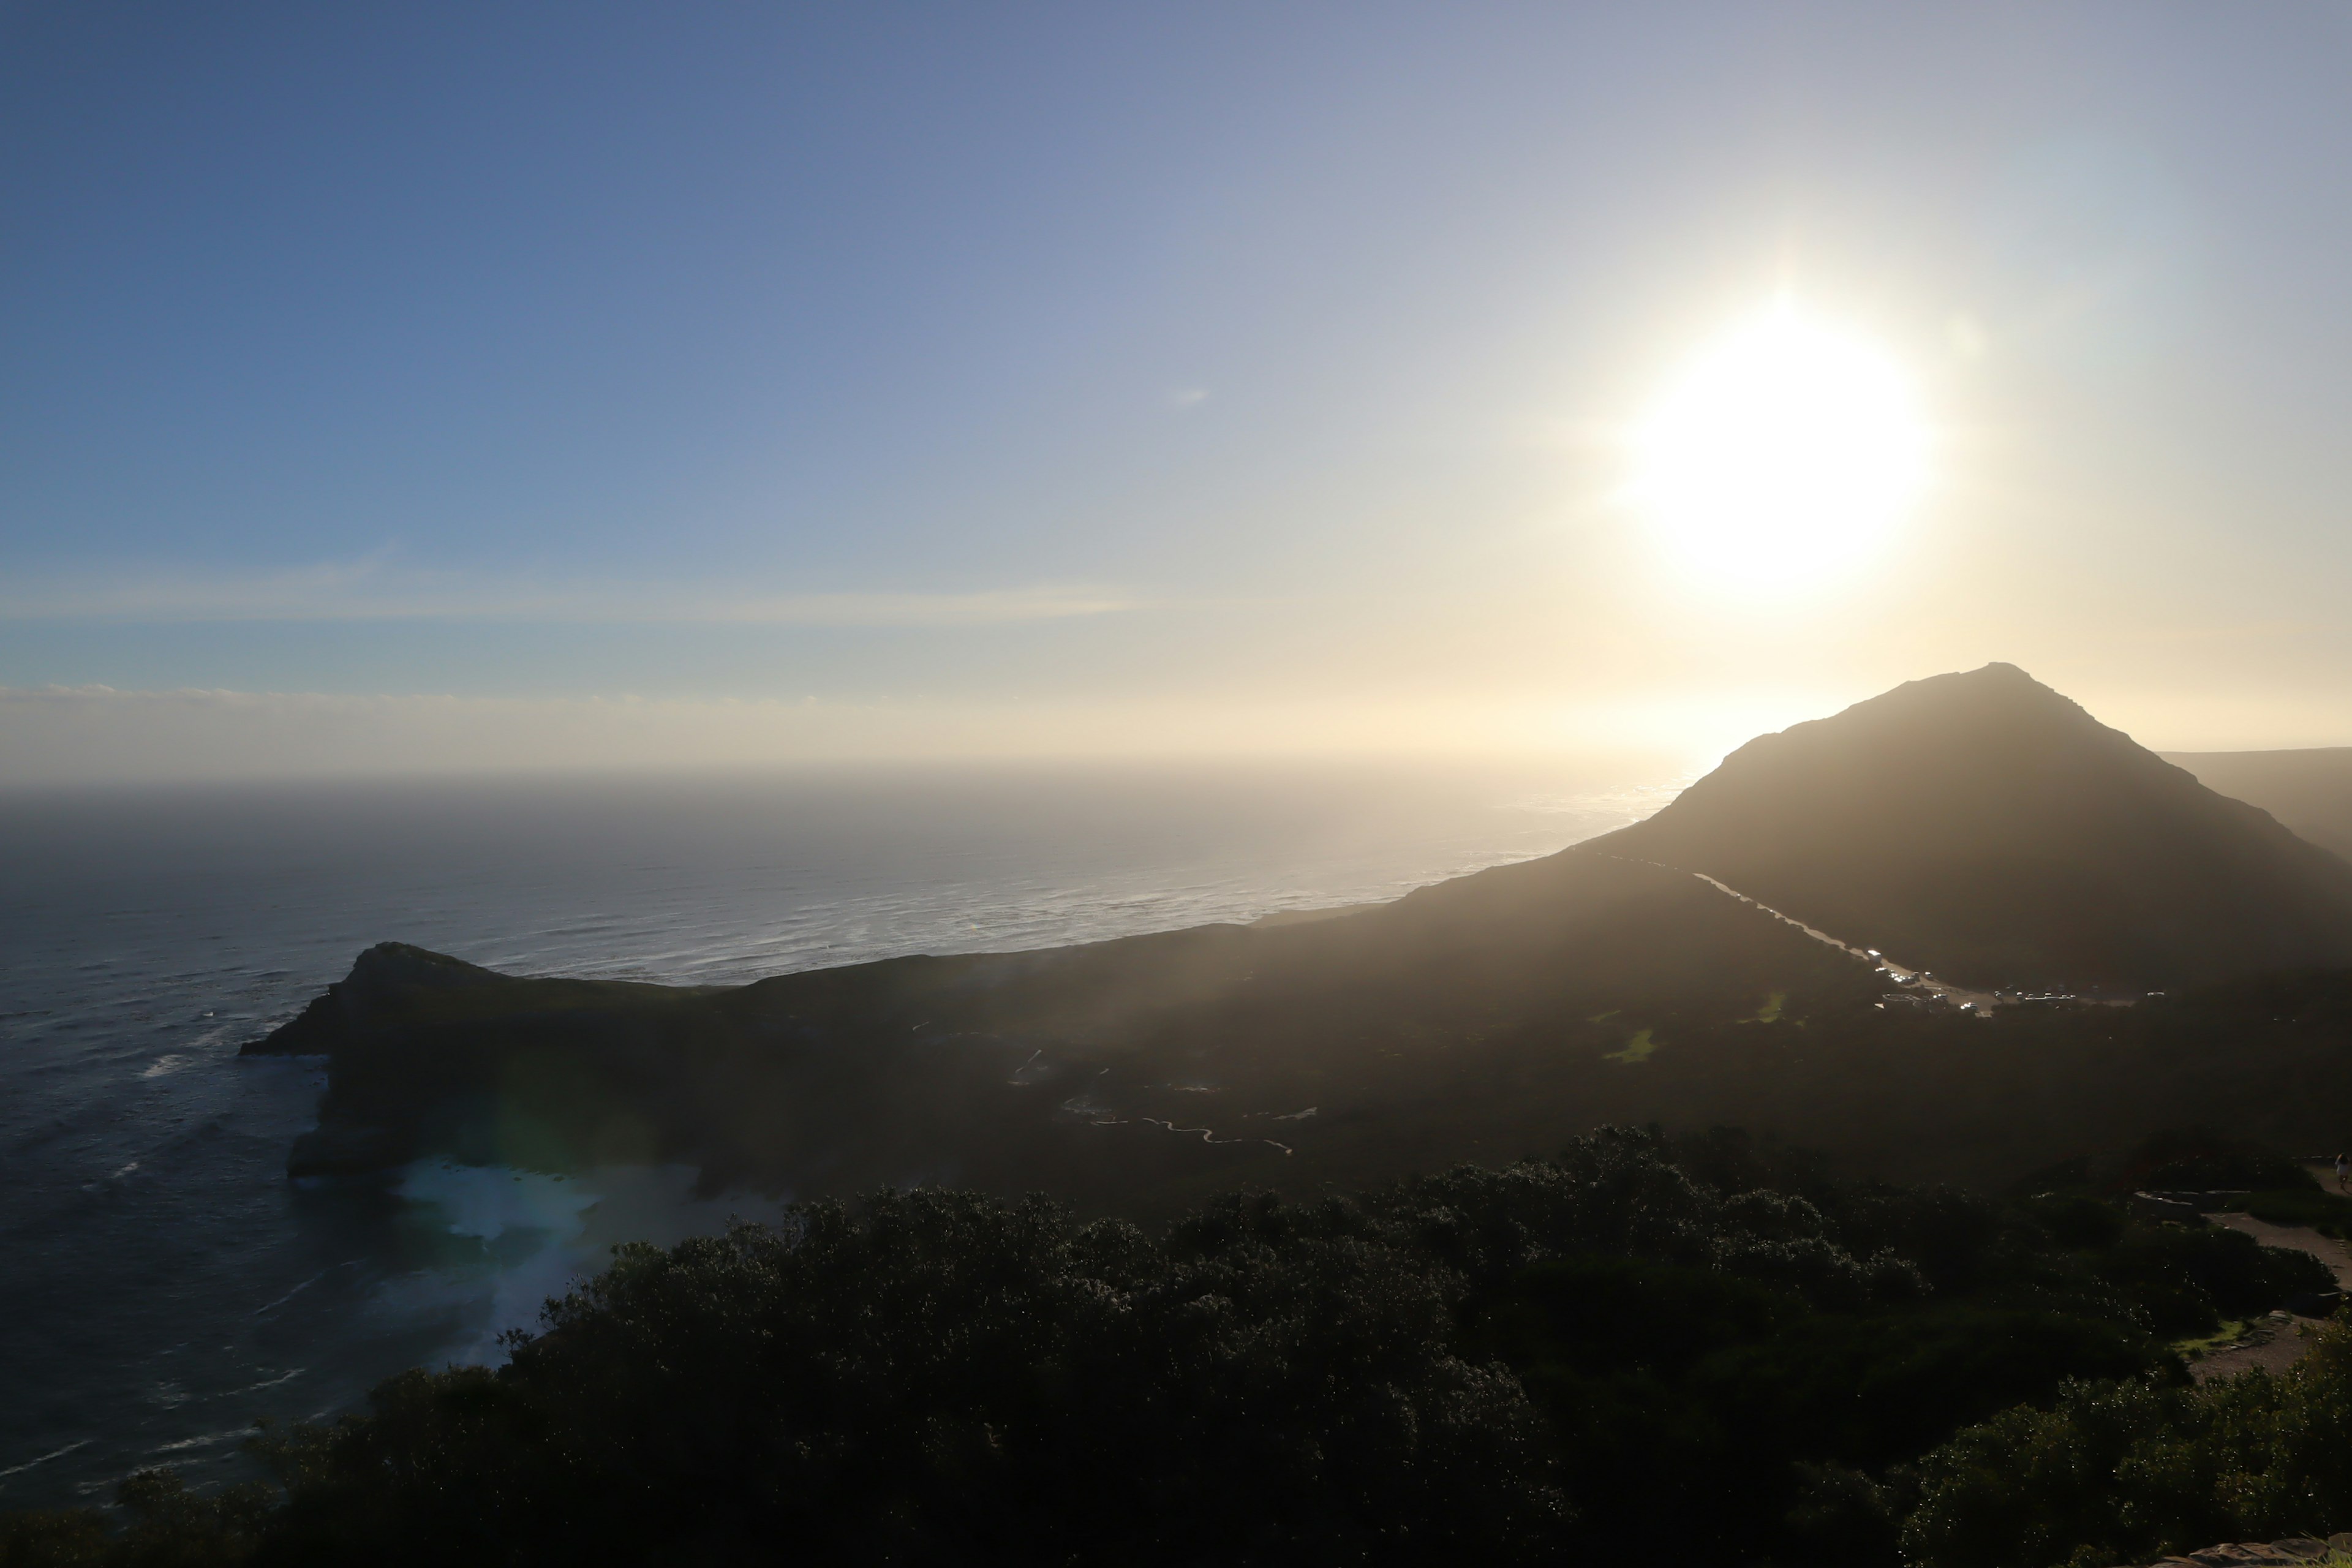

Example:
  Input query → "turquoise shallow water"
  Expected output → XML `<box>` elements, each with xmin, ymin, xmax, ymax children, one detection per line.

<box><xmin>0</xmin><ymin>760</ymin><xmax>1674</xmax><ymax>1506</ymax></box>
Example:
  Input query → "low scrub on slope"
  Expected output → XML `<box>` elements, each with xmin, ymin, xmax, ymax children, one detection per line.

<box><xmin>1</xmin><ymin>1129</ymin><xmax>2331</xmax><ymax>1568</ymax></box>
<box><xmin>1910</xmin><ymin>1317</ymin><xmax>2352</xmax><ymax>1568</ymax></box>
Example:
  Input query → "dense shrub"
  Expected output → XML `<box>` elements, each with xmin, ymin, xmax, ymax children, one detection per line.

<box><xmin>2114</xmin><ymin>1126</ymin><xmax>2322</xmax><ymax>1197</ymax></box>
<box><xmin>4</xmin><ymin>1128</ymin><xmax>2337</xmax><ymax>1568</ymax></box>
<box><xmin>1907</xmin><ymin>1316</ymin><xmax>2352</xmax><ymax>1568</ymax></box>
<box><xmin>0</xmin><ymin>1472</ymin><xmax>268</xmax><ymax>1568</ymax></box>
<box><xmin>262</xmin><ymin>1188</ymin><xmax>1566</xmax><ymax>1566</ymax></box>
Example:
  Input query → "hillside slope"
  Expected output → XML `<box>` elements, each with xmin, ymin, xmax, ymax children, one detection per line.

<box><xmin>250</xmin><ymin>851</ymin><xmax>1880</xmax><ymax>1205</ymax></box>
<box><xmin>2168</xmin><ymin>746</ymin><xmax>2352</xmax><ymax>862</ymax></box>
<box><xmin>1596</xmin><ymin>663</ymin><xmax>2352</xmax><ymax>991</ymax></box>
<box><xmin>249</xmin><ymin>665</ymin><xmax>2352</xmax><ymax>1201</ymax></box>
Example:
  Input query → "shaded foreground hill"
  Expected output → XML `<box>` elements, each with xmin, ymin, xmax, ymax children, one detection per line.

<box><xmin>251</xmin><ymin>851</ymin><xmax>1875</xmax><ymax>1202</ymax></box>
<box><xmin>248</xmin><ymin>913</ymin><xmax>2352</xmax><ymax>1210</ymax></box>
<box><xmin>246</xmin><ymin>665</ymin><xmax>2352</xmax><ymax>1204</ymax></box>
<box><xmin>1596</xmin><ymin>663</ymin><xmax>2352</xmax><ymax>992</ymax></box>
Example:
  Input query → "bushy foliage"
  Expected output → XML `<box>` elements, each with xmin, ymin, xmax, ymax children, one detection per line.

<box><xmin>2094</xmin><ymin>1222</ymin><xmax>2335</xmax><ymax>1332</ymax></box>
<box><xmin>1907</xmin><ymin>1316</ymin><xmax>2352</xmax><ymax>1568</ymax></box>
<box><xmin>258</xmin><ymin>1186</ymin><xmax>1564</xmax><ymax>1566</ymax></box>
<box><xmin>4</xmin><ymin>1128</ymin><xmax>2337</xmax><ymax>1568</ymax></box>
<box><xmin>0</xmin><ymin>1471</ymin><xmax>268</xmax><ymax>1568</ymax></box>
<box><xmin>2113</xmin><ymin>1126</ymin><xmax>2323</xmax><ymax>1197</ymax></box>
<box><xmin>2242</xmin><ymin>1186</ymin><xmax>2352</xmax><ymax>1239</ymax></box>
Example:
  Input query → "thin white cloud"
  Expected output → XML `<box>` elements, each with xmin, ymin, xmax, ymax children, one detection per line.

<box><xmin>0</xmin><ymin>683</ymin><xmax>1648</xmax><ymax>785</ymax></box>
<box><xmin>695</xmin><ymin>587</ymin><xmax>1131</xmax><ymax>626</ymax></box>
<box><xmin>0</xmin><ymin>565</ymin><xmax>1131</xmax><ymax>626</ymax></box>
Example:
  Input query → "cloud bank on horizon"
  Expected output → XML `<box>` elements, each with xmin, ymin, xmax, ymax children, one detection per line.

<box><xmin>0</xmin><ymin>564</ymin><xmax>1130</xmax><ymax>627</ymax></box>
<box><xmin>4</xmin><ymin>3</ymin><xmax>2351</xmax><ymax>778</ymax></box>
<box><xmin>12</xmin><ymin>672</ymin><xmax>2347</xmax><ymax>789</ymax></box>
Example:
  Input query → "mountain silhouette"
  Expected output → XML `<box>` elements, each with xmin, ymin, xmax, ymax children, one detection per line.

<box><xmin>2166</xmin><ymin>745</ymin><xmax>2352</xmax><ymax>862</ymax></box>
<box><xmin>1596</xmin><ymin>663</ymin><xmax>2352</xmax><ymax>990</ymax></box>
<box><xmin>249</xmin><ymin>663</ymin><xmax>2352</xmax><ymax>1199</ymax></box>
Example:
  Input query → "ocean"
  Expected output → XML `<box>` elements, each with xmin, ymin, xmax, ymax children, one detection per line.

<box><xmin>0</xmin><ymin>758</ymin><xmax>1678</xmax><ymax>1507</ymax></box>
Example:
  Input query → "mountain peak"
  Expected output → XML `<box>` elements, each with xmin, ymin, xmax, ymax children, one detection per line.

<box><xmin>1596</xmin><ymin>666</ymin><xmax>2352</xmax><ymax>990</ymax></box>
<box><xmin>1861</xmin><ymin>660</ymin><xmax>2090</xmax><ymax>710</ymax></box>
<box><xmin>1758</xmin><ymin>662</ymin><xmax>2105</xmax><ymax>750</ymax></box>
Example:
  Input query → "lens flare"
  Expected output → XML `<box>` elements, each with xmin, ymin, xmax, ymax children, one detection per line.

<box><xmin>1630</xmin><ymin>309</ymin><xmax>1927</xmax><ymax>589</ymax></box>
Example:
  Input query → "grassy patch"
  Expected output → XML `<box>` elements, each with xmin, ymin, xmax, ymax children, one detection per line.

<box><xmin>1752</xmin><ymin>992</ymin><xmax>1787</xmax><ymax>1023</ymax></box>
<box><xmin>1605</xmin><ymin>1028</ymin><xmax>1658</xmax><ymax>1065</ymax></box>
<box><xmin>1586</xmin><ymin>1009</ymin><xmax>1621</xmax><ymax>1023</ymax></box>
<box><xmin>2168</xmin><ymin>1318</ymin><xmax>2252</xmax><ymax>1360</ymax></box>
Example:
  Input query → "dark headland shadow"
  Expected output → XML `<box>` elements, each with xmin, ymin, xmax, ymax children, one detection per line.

<box><xmin>246</xmin><ymin>663</ymin><xmax>2352</xmax><ymax>1211</ymax></box>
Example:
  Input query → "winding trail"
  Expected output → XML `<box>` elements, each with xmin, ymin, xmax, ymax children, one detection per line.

<box><xmin>1139</xmin><ymin>1118</ymin><xmax>1294</xmax><ymax>1156</ymax></box>
<box><xmin>2184</xmin><ymin>1211</ymin><xmax>2352</xmax><ymax>1382</ymax></box>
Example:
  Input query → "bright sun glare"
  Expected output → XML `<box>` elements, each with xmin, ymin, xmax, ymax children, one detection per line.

<box><xmin>1630</xmin><ymin>309</ymin><xmax>1927</xmax><ymax>590</ymax></box>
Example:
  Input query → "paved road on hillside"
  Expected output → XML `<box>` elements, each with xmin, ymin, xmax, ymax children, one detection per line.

<box><xmin>1579</xmin><ymin>847</ymin><xmax>2002</xmax><ymax>1012</ymax></box>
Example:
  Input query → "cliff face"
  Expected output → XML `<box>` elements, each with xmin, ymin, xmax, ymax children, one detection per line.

<box><xmin>1597</xmin><ymin>664</ymin><xmax>2352</xmax><ymax>990</ymax></box>
<box><xmin>255</xmin><ymin>941</ymin><xmax>519</xmax><ymax>1055</ymax></box>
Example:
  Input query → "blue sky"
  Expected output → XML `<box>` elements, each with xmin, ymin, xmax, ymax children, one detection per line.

<box><xmin>6</xmin><ymin>2</ymin><xmax>2352</xmax><ymax>777</ymax></box>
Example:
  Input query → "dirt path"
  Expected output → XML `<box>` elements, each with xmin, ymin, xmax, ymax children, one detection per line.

<box><xmin>2185</xmin><ymin>1214</ymin><xmax>2351</xmax><ymax>1382</ymax></box>
<box><xmin>2210</xmin><ymin>1213</ymin><xmax>2352</xmax><ymax>1291</ymax></box>
<box><xmin>2188</xmin><ymin>1317</ymin><xmax>2321</xmax><ymax>1382</ymax></box>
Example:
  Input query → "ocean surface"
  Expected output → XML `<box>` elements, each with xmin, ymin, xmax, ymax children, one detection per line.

<box><xmin>0</xmin><ymin>759</ymin><xmax>1679</xmax><ymax>1507</ymax></box>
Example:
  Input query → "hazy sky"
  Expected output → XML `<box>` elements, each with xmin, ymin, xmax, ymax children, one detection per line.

<box><xmin>6</xmin><ymin>2</ymin><xmax>2351</xmax><ymax>780</ymax></box>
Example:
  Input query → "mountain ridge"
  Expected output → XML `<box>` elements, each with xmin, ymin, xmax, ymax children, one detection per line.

<box><xmin>2166</xmin><ymin>745</ymin><xmax>2352</xmax><ymax>862</ymax></box>
<box><xmin>1594</xmin><ymin>663</ymin><xmax>2352</xmax><ymax>990</ymax></box>
<box><xmin>245</xmin><ymin>665</ymin><xmax>2352</xmax><ymax>1199</ymax></box>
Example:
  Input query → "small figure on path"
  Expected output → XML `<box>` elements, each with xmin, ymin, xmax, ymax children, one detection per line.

<box><xmin>2335</xmin><ymin>1153</ymin><xmax>2347</xmax><ymax>1193</ymax></box>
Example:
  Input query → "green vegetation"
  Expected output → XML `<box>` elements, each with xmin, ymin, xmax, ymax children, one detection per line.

<box><xmin>0</xmin><ymin>1471</ymin><xmax>272</xmax><ymax>1568</ymax></box>
<box><xmin>1754</xmin><ymin>990</ymin><xmax>1787</xmax><ymax>1022</ymax></box>
<box><xmin>7</xmin><ymin>1128</ymin><xmax>2335</xmax><ymax>1568</ymax></box>
<box><xmin>2167</xmin><ymin>1317</ymin><xmax>2252</xmax><ymax>1360</ymax></box>
<box><xmin>1907</xmin><ymin>1317</ymin><xmax>2352</xmax><ymax>1568</ymax></box>
<box><xmin>1603</xmin><ymin>1026</ymin><xmax>1657</xmax><ymax>1063</ymax></box>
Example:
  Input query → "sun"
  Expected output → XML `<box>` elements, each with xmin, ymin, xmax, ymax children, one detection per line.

<box><xmin>1629</xmin><ymin>308</ymin><xmax>1926</xmax><ymax>589</ymax></box>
